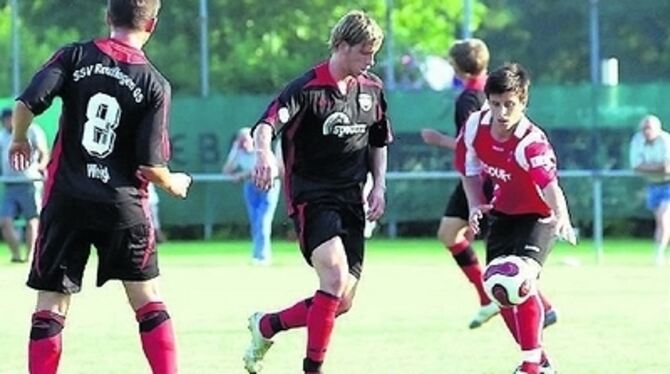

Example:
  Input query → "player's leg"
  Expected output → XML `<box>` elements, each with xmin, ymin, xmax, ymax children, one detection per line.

<box><xmin>29</xmin><ymin>291</ymin><xmax>71</xmax><ymax>374</ymax></box>
<box><xmin>512</xmin><ymin>215</ymin><xmax>556</xmax><ymax>373</ymax></box>
<box><xmin>441</xmin><ymin>182</ymin><xmax>496</xmax><ymax>328</ymax></box>
<box><xmin>27</xmin><ymin>201</ymin><xmax>90</xmax><ymax>374</ymax></box>
<box><xmin>653</xmin><ymin>200</ymin><xmax>670</xmax><ymax>265</ymax></box>
<box><xmin>1</xmin><ymin>192</ymin><xmax>22</xmax><ymax>261</ymax></box>
<box><xmin>304</xmin><ymin>236</ymin><xmax>347</xmax><ymax>374</ymax></box>
<box><xmin>124</xmin><ymin>280</ymin><xmax>177</xmax><ymax>374</ymax></box>
<box><xmin>94</xmin><ymin>221</ymin><xmax>175</xmax><ymax>374</ymax></box>
<box><xmin>255</xmin><ymin>182</ymin><xmax>279</xmax><ymax>263</ymax></box>
<box><xmin>244</xmin><ymin>181</ymin><xmax>264</xmax><ymax>262</ymax></box>
<box><xmin>25</xmin><ymin>218</ymin><xmax>39</xmax><ymax>263</ymax></box>
<box><xmin>22</xmin><ymin>184</ymin><xmax>41</xmax><ymax>263</ymax></box>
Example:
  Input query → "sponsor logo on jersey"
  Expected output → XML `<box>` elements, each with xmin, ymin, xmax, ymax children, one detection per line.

<box><xmin>73</xmin><ymin>63</ymin><xmax>144</xmax><ymax>103</ymax></box>
<box><xmin>481</xmin><ymin>162</ymin><xmax>512</xmax><ymax>182</ymax></box>
<box><xmin>322</xmin><ymin>112</ymin><xmax>367</xmax><ymax>138</ymax></box>
<box><xmin>87</xmin><ymin>163</ymin><xmax>110</xmax><ymax>183</ymax></box>
<box><xmin>529</xmin><ymin>154</ymin><xmax>555</xmax><ymax>170</ymax></box>
<box><xmin>358</xmin><ymin>93</ymin><xmax>372</xmax><ymax>111</ymax></box>
<box><xmin>278</xmin><ymin>107</ymin><xmax>290</xmax><ymax>123</ymax></box>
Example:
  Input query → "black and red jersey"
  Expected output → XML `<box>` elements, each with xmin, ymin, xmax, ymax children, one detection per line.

<box><xmin>17</xmin><ymin>38</ymin><xmax>171</xmax><ymax>228</ymax></box>
<box><xmin>453</xmin><ymin>76</ymin><xmax>487</xmax><ymax>134</ymax></box>
<box><xmin>255</xmin><ymin>61</ymin><xmax>392</xmax><ymax>214</ymax></box>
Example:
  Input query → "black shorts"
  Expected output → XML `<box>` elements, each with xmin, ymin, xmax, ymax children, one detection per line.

<box><xmin>444</xmin><ymin>179</ymin><xmax>494</xmax><ymax>220</ymax></box>
<box><xmin>291</xmin><ymin>199</ymin><xmax>365</xmax><ymax>279</ymax></box>
<box><xmin>27</xmin><ymin>200</ymin><xmax>158</xmax><ymax>294</ymax></box>
<box><xmin>485</xmin><ymin>211</ymin><xmax>556</xmax><ymax>266</ymax></box>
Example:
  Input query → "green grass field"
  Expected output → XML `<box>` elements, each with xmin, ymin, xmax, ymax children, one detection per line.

<box><xmin>1</xmin><ymin>238</ymin><xmax>668</xmax><ymax>373</ymax></box>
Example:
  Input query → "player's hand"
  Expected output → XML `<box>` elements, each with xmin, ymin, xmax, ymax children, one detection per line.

<box><xmin>469</xmin><ymin>204</ymin><xmax>492</xmax><ymax>235</ymax></box>
<box><xmin>420</xmin><ymin>128</ymin><xmax>444</xmax><ymax>146</ymax></box>
<box><xmin>9</xmin><ymin>139</ymin><xmax>32</xmax><ymax>171</ymax></box>
<box><xmin>554</xmin><ymin>215</ymin><xmax>578</xmax><ymax>246</ymax></box>
<box><xmin>253</xmin><ymin>150</ymin><xmax>277</xmax><ymax>191</ymax></box>
<box><xmin>168</xmin><ymin>172</ymin><xmax>192</xmax><ymax>199</ymax></box>
<box><xmin>366</xmin><ymin>185</ymin><xmax>386</xmax><ymax>221</ymax></box>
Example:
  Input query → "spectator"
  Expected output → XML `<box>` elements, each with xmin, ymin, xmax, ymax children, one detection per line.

<box><xmin>0</xmin><ymin>108</ymin><xmax>49</xmax><ymax>263</ymax></box>
<box><xmin>148</xmin><ymin>183</ymin><xmax>167</xmax><ymax>243</ymax></box>
<box><xmin>630</xmin><ymin>114</ymin><xmax>670</xmax><ymax>266</ymax></box>
<box><xmin>223</xmin><ymin>127</ymin><xmax>281</xmax><ymax>265</ymax></box>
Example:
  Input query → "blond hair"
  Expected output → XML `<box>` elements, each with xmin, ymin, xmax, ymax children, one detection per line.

<box><xmin>448</xmin><ymin>38</ymin><xmax>490</xmax><ymax>76</ymax></box>
<box><xmin>329</xmin><ymin>10</ymin><xmax>384</xmax><ymax>51</ymax></box>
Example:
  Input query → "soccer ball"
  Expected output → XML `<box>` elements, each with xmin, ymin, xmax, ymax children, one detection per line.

<box><xmin>483</xmin><ymin>255</ymin><xmax>536</xmax><ymax>307</ymax></box>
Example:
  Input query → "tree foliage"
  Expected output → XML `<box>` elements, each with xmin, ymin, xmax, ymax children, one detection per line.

<box><xmin>0</xmin><ymin>0</ymin><xmax>668</xmax><ymax>95</ymax></box>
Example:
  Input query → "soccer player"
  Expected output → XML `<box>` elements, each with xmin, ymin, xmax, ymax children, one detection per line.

<box><xmin>0</xmin><ymin>108</ymin><xmax>49</xmax><ymax>263</ymax></box>
<box><xmin>459</xmin><ymin>63</ymin><xmax>576</xmax><ymax>374</ymax></box>
<box><xmin>243</xmin><ymin>10</ymin><xmax>391</xmax><ymax>374</ymax></box>
<box><xmin>420</xmin><ymin>38</ymin><xmax>498</xmax><ymax>328</ymax></box>
<box><xmin>10</xmin><ymin>1</ymin><xmax>192</xmax><ymax>373</ymax></box>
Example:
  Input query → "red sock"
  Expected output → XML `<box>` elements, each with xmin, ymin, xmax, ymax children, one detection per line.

<box><xmin>516</xmin><ymin>294</ymin><xmax>544</xmax><ymax>352</ymax></box>
<box><xmin>448</xmin><ymin>240</ymin><xmax>491</xmax><ymax>305</ymax></box>
<box><xmin>29</xmin><ymin>311</ymin><xmax>65</xmax><ymax>374</ymax></box>
<box><xmin>260</xmin><ymin>298</ymin><xmax>312</xmax><ymax>339</ymax></box>
<box><xmin>136</xmin><ymin>302</ymin><xmax>177</xmax><ymax>374</ymax></box>
<box><xmin>499</xmin><ymin>307</ymin><xmax>520</xmax><ymax>344</ymax></box>
<box><xmin>304</xmin><ymin>290</ymin><xmax>340</xmax><ymax>372</ymax></box>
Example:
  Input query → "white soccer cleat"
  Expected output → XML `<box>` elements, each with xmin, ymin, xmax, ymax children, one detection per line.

<box><xmin>468</xmin><ymin>302</ymin><xmax>501</xmax><ymax>329</ymax></box>
<box><xmin>243</xmin><ymin>312</ymin><xmax>274</xmax><ymax>373</ymax></box>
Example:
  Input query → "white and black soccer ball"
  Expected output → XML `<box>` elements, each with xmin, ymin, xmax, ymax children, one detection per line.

<box><xmin>483</xmin><ymin>255</ymin><xmax>536</xmax><ymax>307</ymax></box>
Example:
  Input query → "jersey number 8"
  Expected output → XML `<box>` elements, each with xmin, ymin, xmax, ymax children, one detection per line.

<box><xmin>82</xmin><ymin>93</ymin><xmax>121</xmax><ymax>158</ymax></box>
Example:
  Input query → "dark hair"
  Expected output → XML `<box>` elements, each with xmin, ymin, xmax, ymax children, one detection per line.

<box><xmin>107</xmin><ymin>0</ymin><xmax>161</xmax><ymax>30</ymax></box>
<box><xmin>485</xmin><ymin>63</ymin><xmax>531</xmax><ymax>102</ymax></box>
<box><xmin>1</xmin><ymin>108</ymin><xmax>11</xmax><ymax>119</ymax></box>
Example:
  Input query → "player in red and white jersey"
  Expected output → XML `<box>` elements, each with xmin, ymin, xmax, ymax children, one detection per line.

<box><xmin>457</xmin><ymin>63</ymin><xmax>576</xmax><ymax>374</ymax></box>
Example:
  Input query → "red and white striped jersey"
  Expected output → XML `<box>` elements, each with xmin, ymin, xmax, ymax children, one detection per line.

<box><xmin>457</xmin><ymin>110</ymin><xmax>557</xmax><ymax>216</ymax></box>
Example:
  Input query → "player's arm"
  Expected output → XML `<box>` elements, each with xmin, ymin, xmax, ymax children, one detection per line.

<box><xmin>541</xmin><ymin>180</ymin><xmax>576</xmax><ymax>244</ymax></box>
<box><xmin>251</xmin><ymin>77</ymin><xmax>304</xmax><ymax>190</ymax></box>
<box><xmin>31</xmin><ymin>126</ymin><xmax>50</xmax><ymax>172</ymax></box>
<box><xmin>420</xmin><ymin>128</ymin><xmax>456</xmax><ymax>150</ymax></box>
<box><xmin>523</xmin><ymin>136</ymin><xmax>577</xmax><ymax>245</ymax></box>
<box><xmin>8</xmin><ymin>102</ymin><xmax>35</xmax><ymax>171</ymax></box>
<box><xmin>136</xmin><ymin>83</ymin><xmax>191</xmax><ymax>199</ymax></box>
<box><xmin>367</xmin><ymin>90</ymin><xmax>393</xmax><ymax>221</ymax></box>
<box><xmin>10</xmin><ymin>46</ymin><xmax>72</xmax><ymax>171</ymax></box>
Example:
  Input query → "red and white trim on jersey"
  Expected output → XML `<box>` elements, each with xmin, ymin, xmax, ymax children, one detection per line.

<box><xmin>460</xmin><ymin>110</ymin><xmax>557</xmax><ymax>216</ymax></box>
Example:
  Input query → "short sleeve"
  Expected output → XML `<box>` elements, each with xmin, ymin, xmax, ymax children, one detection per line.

<box><xmin>18</xmin><ymin>45</ymin><xmax>76</xmax><ymax>115</ymax></box>
<box><xmin>253</xmin><ymin>76</ymin><xmax>306</xmax><ymax>137</ymax></box>
<box><xmin>136</xmin><ymin>81</ymin><xmax>171</xmax><ymax>167</ymax></box>
<box><xmin>516</xmin><ymin>132</ymin><xmax>557</xmax><ymax>188</ymax></box>
<box><xmin>369</xmin><ymin>90</ymin><xmax>393</xmax><ymax>147</ymax></box>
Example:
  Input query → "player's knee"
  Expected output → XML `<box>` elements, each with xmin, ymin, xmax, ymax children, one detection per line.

<box><xmin>135</xmin><ymin>301</ymin><xmax>171</xmax><ymax>333</ymax></box>
<box><xmin>336</xmin><ymin>295</ymin><xmax>354</xmax><ymax>315</ymax></box>
<box><xmin>437</xmin><ymin>220</ymin><xmax>466</xmax><ymax>246</ymax></box>
<box><xmin>30</xmin><ymin>311</ymin><xmax>65</xmax><ymax>341</ymax></box>
<box><xmin>319</xmin><ymin>266</ymin><xmax>348</xmax><ymax>296</ymax></box>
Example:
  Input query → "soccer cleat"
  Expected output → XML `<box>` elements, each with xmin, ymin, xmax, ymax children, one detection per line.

<box><xmin>243</xmin><ymin>312</ymin><xmax>274</xmax><ymax>373</ymax></box>
<box><xmin>514</xmin><ymin>357</ymin><xmax>556</xmax><ymax>374</ymax></box>
<box><xmin>468</xmin><ymin>302</ymin><xmax>501</xmax><ymax>329</ymax></box>
<box><xmin>543</xmin><ymin>308</ymin><xmax>558</xmax><ymax>329</ymax></box>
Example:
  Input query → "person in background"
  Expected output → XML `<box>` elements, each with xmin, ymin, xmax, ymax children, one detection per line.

<box><xmin>629</xmin><ymin>114</ymin><xmax>670</xmax><ymax>266</ymax></box>
<box><xmin>223</xmin><ymin>127</ymin><xmax>281</xmax><ymax>265</ymax></box>
<box><xmin>0</xmin><ymin>108</ymin><xmax>49</xmax><ymax>263</ymax></box>
<box><xmin>148</xmin><ymin>183</ymin><xmax>167</xmax><ymax>243</ymax></box>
